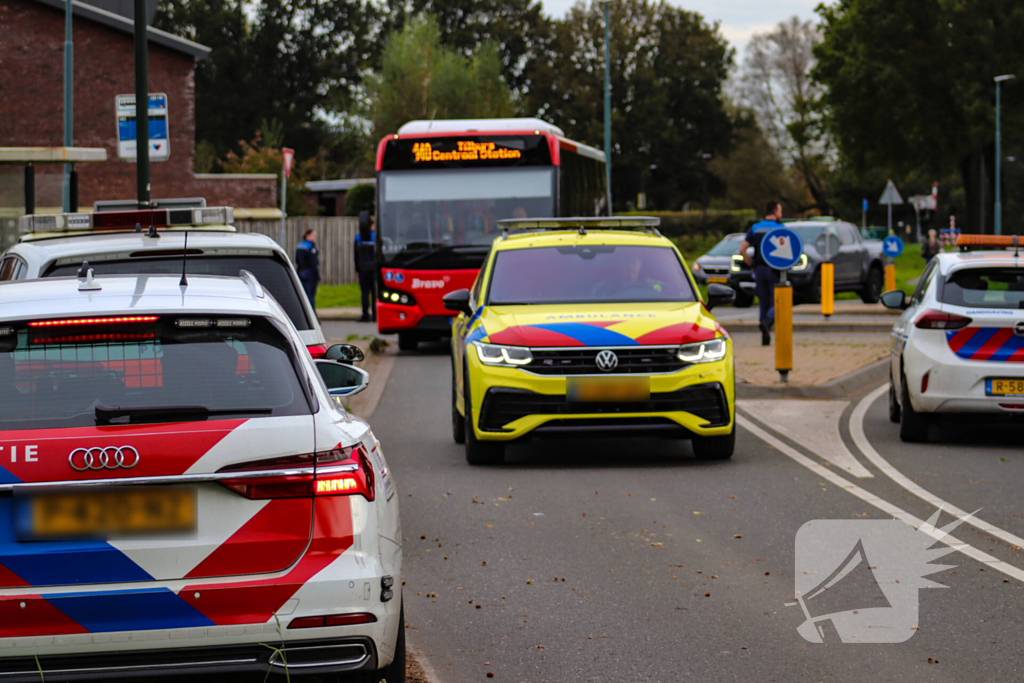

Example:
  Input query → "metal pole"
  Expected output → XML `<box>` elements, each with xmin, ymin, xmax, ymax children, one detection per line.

<box><xmin>134</xmin><ymin>0</ymin><xmax>151</xmax><ymax>207</ymax></box>
<box><xmin>602</xmin><ymin>0</ymin><xmax>613</xmax><ymax>216</ymax></box>
<box><xmin>280</xmin><ymin>172</ymin><xmax>287</xmax><ymax>246</ymax></box>
<box><xmin>62</xmin><ymin>0</ymin><xmax>73</xmax><ymax>213</ymax></box>
<box><xmin>994</xmin><ymin>74</ymin><xmax>1015</xmax><ymax>236</ymax></box>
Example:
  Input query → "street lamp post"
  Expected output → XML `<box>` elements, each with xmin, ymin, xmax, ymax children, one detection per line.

<box><xmin>994</xmin><ymin>74</ymin><xmax>1015</xmax><ymax>236</ymax></box>
<box><xmin>62</xmin><ymin>0</ymin><xmax>73</xmax><ymax>213</ymax></box>
<box><xmin>601</xmin><ymin>0</ymin><xmax>613</xmax><ymax>215</ymax></box>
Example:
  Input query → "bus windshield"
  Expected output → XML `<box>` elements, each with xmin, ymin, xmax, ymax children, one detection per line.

<box><xmin>379</xmin><ymin>167</ymin><xmax>555</xmax><ymax>268</ymax></box>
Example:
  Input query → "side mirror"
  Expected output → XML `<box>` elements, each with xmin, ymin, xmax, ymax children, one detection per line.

<box><xmin>443</xmin><ymin>288</ymin><xmax>473</xmax><ymax>316</ymax></box>
<box><xmin>705</xmin><ymin>283</ymin><xmax>736</xmax><ymax>311</ymax></box>
<box><xmin>315</xmin><ymin>359</ymin><xmax>370</xmax><ymax>400</ymax></box>
<box><xmin>880</xmin><ymin>290</ymin><xmax>908</xmax><ymax>310</ymax></box>
<box><xmin>325</xmin><ymin>343</ymin><xmax>365</xmax><ymax>364</ymax></box>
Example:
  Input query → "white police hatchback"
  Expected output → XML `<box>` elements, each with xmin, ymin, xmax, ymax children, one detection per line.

<box><xmin>0</xmin><ymin>271</ymin><xmax>403</xmax><ymax>681</ymax></box>
<box><xmin>883</xmin><ymin>235</ymin><xmax>1024</xmax><ymax>442</ymax></box>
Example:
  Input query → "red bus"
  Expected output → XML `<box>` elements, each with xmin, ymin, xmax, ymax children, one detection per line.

<box><xmin>374</xmin><ymin>118</ymin><xmax>607</xmax><ymax>350</ymax></box>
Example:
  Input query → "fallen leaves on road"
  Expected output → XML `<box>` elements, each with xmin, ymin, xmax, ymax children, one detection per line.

<box><xmin>734</xmin><ymin>535</ymin><xmax>743</xmax><ymax>539</ymax></box>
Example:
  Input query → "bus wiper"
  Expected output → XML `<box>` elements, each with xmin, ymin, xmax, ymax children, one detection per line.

<box><xmin>401</xmin><ymin>244</ymin><xmax>490</xmax><ymax>267</ymax></box>
<box><xmin>95</xmin><ymin>404</ymin><xmax>273</xmax><ymax>424</ymax></box>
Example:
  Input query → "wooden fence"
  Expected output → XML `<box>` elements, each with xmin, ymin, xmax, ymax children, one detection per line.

<box><xmin>237</xmin><ymin>217</ymin><xmax>359</xmax><ymax>285</ymax></box>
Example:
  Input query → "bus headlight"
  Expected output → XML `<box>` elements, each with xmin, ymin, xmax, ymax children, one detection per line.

<box><xmin>473</xmin><ymin>342</ymin><xmax>533</xmax><ymax>366</ymax></box>
<box><xmin>379</xmin><ymin>288</ymin><xmax>416</xmax><ymax>306</ymax></box>
<box><xmin>677</xmin><ymin>338</ymin><xmax>728</xmax><ymax>364</ymax></box>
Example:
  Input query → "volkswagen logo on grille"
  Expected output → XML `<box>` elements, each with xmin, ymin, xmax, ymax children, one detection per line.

<box><xmin>1016</xmin><ymin>321</ymin><xmax>1024</xmax><ymax>338</ymax></box>
<box><xmin>595</xmin><ymin>350</ymin><xmax>619</xmax><ymax>372</ymax></box>
<box><xmin>69</xmin><ymin>446</ymin><xmax>141</xmax><ymax>471</ymax></box>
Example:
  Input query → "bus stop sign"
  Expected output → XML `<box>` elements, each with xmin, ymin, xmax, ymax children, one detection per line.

<box><xmin>116</xmin><ymin>94</ymin><xmax>169</xmax><ymax>162</ymax></box>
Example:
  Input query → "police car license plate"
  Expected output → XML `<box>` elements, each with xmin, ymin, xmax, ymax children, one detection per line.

<box><xmin>19</xmin><ymin>487</ymin><xmax>196</xmax><ymax>539</ymax></box>
<box><xmin>708</xmin><ymin>277</ymin><xmax>728</xmax><ymax>284</ymax></box>
<box><xmin>567</xmin><ymin>376</ymin><xmax>650</xmax><ymax>402</ymax></box>
<box><xmin>987</xmin><ymin>378</ymin><xmax>1024</xmax><ymax>397</ymax></box>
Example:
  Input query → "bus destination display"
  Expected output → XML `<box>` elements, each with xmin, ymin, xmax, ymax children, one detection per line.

<box><xmin>381</xmin><ymin>135</ymin><xmax>551</xmax><ymax>170</ymax></box>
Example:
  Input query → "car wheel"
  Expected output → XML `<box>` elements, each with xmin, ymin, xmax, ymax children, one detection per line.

<box><xmin>860</xmin><ymin>266</ymin><xmax>884</xmax><ymax>304</ymax></box>
<box><xmin>463</xmin><ymin>362</ymin><xmax>504</xmax><ymax>465</ymax></box>
<box><xmin>733</xmin><ymin>290</ymin><xmax>753</xmax><ymax>308</ymax></box>
<box><xmin>888</xmin><ymin>373</ymin><xmax>901</xmax><ymax>423</ymax></box>
<box><xmin>397</xmin><ymin>333</ymin><xmax>418</xmax><ymax>351</ymax></box>
<box><xmin>899</xmin><ymin>371</ymin><xmax>929</xmax><ymax>442</ymax></box>
<box><xmin>337</xmin><ymin>601</ymin><xmax>405</xmax><ymax>683</ymax></box>
<box><xmin>692</xmin><ymin>428</ymin><xmax>736</xmax><ymax>460</ymax></box>
<box><xmin>452</xmin><ymin>361</ymin><xmax>466</xmax><ymax>444</ymax></box>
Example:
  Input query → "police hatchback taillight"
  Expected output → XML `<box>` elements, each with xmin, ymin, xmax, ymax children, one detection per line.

<box><xmin>218</xmin><ymin>444</ymin><xmax>374</xmax><ymax>501</ymax></box>
<box><xmin>914</xmin><ymin>310</ymin><xmax>972</xmax><ymax>330</ymax></box>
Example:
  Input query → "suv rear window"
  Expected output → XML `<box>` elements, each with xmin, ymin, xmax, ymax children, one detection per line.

<box><xmin>0</xmin><ymin>316</ymin><xmax>310</xmax><ymax>430</ymax></box>
<box><xmin>487</xmin><ymin>245</ymin><xmax>697</xmax><ymax>305</ymax></box>
<box><xmin>940</xmin><ymin>267</ymin><xmax>1024</xmax><ymax>309</ymax></box>
<box><xmin>45</xmin><ymin>256</ymin><xmax>312</xmax><ymax>331</ymax></box>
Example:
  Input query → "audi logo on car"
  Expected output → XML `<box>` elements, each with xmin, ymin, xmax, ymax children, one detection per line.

<box><xmin>1015</xmin><ymin>321</ymin><xmax>1024</xmax><ymax>338</ymax></box>
<box><xmin>595</xmin><ymin>350</ymin><xmax>619</xmax><ymax>372</ymax></box>
<box><xmin>69</xmin><ymin>446</ymin><xmax>141</xmax><ymax>471</ymax></box>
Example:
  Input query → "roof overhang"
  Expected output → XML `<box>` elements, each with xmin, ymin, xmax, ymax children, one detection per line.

<box><xmin>0</xmin><ymin>147</ymin><xmax>107</xmax><ymax>164</ymax></box>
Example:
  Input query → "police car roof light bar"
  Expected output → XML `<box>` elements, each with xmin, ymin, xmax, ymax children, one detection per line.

<box><xmin>19</xmin><ymin>207</ymin><xmax>235</xmax><ymax>236</ymax></box>
<box><xmin>956</xmin><ymin>234</ymin><xmax>1019</xmax><ymax>252</ymax></box>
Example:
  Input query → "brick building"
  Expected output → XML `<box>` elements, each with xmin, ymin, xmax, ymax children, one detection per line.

<box><xmin>0</xmin><ymin>0</ymin><xmax>277</xmax><ymax>213</ymax></box>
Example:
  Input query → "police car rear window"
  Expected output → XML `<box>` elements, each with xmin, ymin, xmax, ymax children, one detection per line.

<box><xmin>940</xmin><ymin>267</ymin><xmax>1024</xmax><ymax>309</ymax></box>
<box><xmin>45</xmin><ymin>256</ymin><xmax>313</xmax><ymax>331</ymax></box>
<box><xmin>0</xmin><ymin>317</ymin><xmax>309</xmax><ymax>430</ymax></box>
<box><xmin>487</xmin><ymin>245</ymin><xmax>697</xmax><ymax>305</ymax></box>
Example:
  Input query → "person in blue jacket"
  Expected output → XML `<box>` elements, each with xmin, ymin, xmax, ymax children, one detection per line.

<box><xmin>738</xmin><ymin>201</ymin><xmax>784</xmax><ymax>346</ymax></box>
<box><xmin>354</xmin><ymin>213</ymin><xmax>376</xmax><ymax>322</ymax></box>
<box><xmin>295</xmin><ymin>229</ymin><xmax>320</xmax><ymax>311</ymax></box>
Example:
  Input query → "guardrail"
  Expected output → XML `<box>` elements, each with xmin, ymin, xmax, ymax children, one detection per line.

<box><xmin>237</xmin><ymin>217</ymin><xmax>359</xmax><ymax>285</ymax></box>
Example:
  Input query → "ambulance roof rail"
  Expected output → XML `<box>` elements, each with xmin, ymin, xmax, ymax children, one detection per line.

<box><xmin>498</xmin><ymin>216</ymin><xmax>661</xmax><ymax>239</ymax></box>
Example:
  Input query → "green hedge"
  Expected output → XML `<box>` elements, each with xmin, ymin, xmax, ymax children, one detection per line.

<box><xmin>622</xmin><ymin>210</ymin><xmax>757</xmax><ymax>238</ymax></box>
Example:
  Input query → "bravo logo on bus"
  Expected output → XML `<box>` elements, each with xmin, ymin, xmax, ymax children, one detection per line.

<box><xmin>412</xmin><ymin>277</ymin><xmax>450</xmax><ymax>290</ymax></box>
<box><xmin>412</xmin><ymin>141</ymin><xmax>522</xmax><ymax>163</ymax></box>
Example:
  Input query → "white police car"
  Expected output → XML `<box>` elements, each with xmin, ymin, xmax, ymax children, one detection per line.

<box><xmin>883</xmin><ymin>235</ymin><xmax>1024</xmax><ymax>442</ymax></box>
<box><xmin>0</xmin><ymin>272</ymin><xmax>403</xmax><ymax>681</ymax></box>
<box><xmin>0</xmin><ymin>206</ymin><xmax>330</xmax><ymax>357</ymax></box>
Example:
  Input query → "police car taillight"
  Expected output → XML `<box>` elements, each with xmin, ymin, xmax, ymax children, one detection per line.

<box><xmin>218</xmin><ymin>444</ymin><xmax>374</xmax><ymax>501</ymax></box>
<box><xmin>19</xmin><ymin>207</ymin><xmax>234</xmax><ymax>235</ymax></box>
<box><xmin>914</xmin><ymin>309</ymin><xmax>972</xmax><ymax>330</ymax></box>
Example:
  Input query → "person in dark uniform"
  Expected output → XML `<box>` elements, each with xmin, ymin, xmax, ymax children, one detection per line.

<box><xmin>295</xmin><ymin>228</ymin><xmax>320</xmax><ymax>312</ymax></box>
<box><xmin>354</xmin><ymin>212</ymin><xmax>376</xmax><ymax>322</ymax></box>
<box><xmin>738</xmin><ymin>201</ymin><xmax>784</xmax><ymax>346</ymax></box>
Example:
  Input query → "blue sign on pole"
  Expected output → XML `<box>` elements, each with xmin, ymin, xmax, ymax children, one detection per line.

<box><xmin>882</xmin><ymin>235</ymin><xmax>904</xmax><ymax>258</ymax></box>
<box><xmin>862</xmin><ymin>198</ymin><xmax>869</xmax><ymax>212</ymax></box>
<box><xmin>760</xmin><ymin>226</ymin><xmax>804</xmax><ymax>270</ymax></box>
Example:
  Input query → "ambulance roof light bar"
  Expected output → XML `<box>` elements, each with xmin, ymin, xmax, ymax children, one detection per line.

<box><xmin>19</xmin><ymin>207</ymin><xmax>235</xmax><ymax>236</ymax></box>
<box><xmin>956</xmin><ymin>234</ymin><xmax>1021</xmax><ymax>256</ymax></box>
<box><xmin>498</xmin><ymin>216</ymin><xmax>661</xmax><ymax>239</ymax></box>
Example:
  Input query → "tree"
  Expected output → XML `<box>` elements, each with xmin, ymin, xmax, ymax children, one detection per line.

<box><xmin>739</xmin><ymin>17</ymin><xmax>832</xmax><ymax>213</ymax></box>
<box><xmin>155</xmin><ymin>0</ymin><xmax>378</xmax><ymax>163</ymax></box>
<box><xmin>523</xmin><ymin>0</ymin><xmax>734</xmax><ymax>211</ymax></box>
<box><xmin>814</xmin><ymin>0</ymin><xmax>1024</xmax><ymax>234</ymax></box>
<box><xmin>219</xmin><ymin>126</ymin><xmax>318</xmax><ymax>216</ymax></box>
<box><xmin>364</xmin><ymin>16</ymin><xmax>515</xmax><ymax>141</ymax></box>
<box><xmin>344</xmin><ymin>183</ymin><xmax>376</xmax><ymax>217</ymax></box>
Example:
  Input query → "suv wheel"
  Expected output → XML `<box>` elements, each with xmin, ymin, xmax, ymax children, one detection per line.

<box><xmin>860</xmin><ymin>266</ymin><xmax>884</xmax><ymax>304</ymax></box>
<box><xmin>899</xmin><ymin>371</ymin><xmax>929</xmax><ymax>442</ymax></box>
<box><xmin>452</xmin><ymin>361</ymin><xmax>466</xmax><ymax>444</ymax></box>
<box><xmin>463</xmin><ymin>362</ymin><xmax>504</xmax><ymax>465</ymax></box>
<box><xmin>692</xmin><ymin>428</ymin><xmax>736</xmax><ymax>460</ymax></box>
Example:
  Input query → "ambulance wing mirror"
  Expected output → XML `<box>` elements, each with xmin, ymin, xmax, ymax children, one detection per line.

<box><xmin>443</xmin><ymin>289</ymin><xmax>473</xmax><ymax>316</ymax></box>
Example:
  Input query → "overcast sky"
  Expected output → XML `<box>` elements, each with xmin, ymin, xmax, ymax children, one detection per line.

<box><xmin>540</xmin><ymin>0</ymin><xmax>828</xmax><ymax>56</ymax></box>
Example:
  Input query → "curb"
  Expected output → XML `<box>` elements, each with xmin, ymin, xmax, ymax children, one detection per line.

<box><xmin>736</xmin><ymin>358</ymin><xmax>889</xmax><ymax>399</ymax></box>
<box><xmin>725</xmin><ymin>322</ymin><xmax>894</xmax><ymax>333</ymax></box>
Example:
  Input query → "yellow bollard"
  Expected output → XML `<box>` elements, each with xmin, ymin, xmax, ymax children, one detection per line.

<box><xmin>821</xmin><ymin>262</ymin><xmax>834</xmax><ymax>318</ymax></box>
<box><xmin>775</xmin><ymin>283</ymin><xmax>793</xmax><ymax>383</ymax></box>
<box><xmin>884</xmin><ymin>263</ymin><xmax>897</xmax><ymax>293</ymax></box>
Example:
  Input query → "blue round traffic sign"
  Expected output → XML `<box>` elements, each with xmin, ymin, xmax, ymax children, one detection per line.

<box><xmin>882</xmin><ymin>235</ymin><xmax>904</xmax><ymax>258</ymax></box>
<box><xmin>760</xmin><ymin>226</ymin><xmax>804</xmax><ymax>270</ymax></box>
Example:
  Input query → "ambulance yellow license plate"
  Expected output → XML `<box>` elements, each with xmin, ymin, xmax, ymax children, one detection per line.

<box><xmin>708</xmin><ymin>277</ymin><xmax>728</xmax><ymax>284</ymax></box>
<box><xmin>987</xmin><ymin>378</ymin><xmax>1024</xmax><ymax>397</ymax></box>
<box><xmin>567</xmin><ymin>376</ymin><xmax>650</xmax><ymax>402</ymax></box>
<box><xmin>26</xmin><ymin>487</ymin><xmax>196</xmax><ymax>539</ymax></box>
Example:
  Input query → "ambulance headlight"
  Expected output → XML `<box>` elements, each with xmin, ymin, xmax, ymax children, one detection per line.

<box><xmin>473</xmin><ymin>342</ymin><xmax>533</xmax><ymax>367</ymax></box>
<box><xmin>678</xmin><ymin>338</ymin><xmax>728</xmax><ymax>364</ymax></box>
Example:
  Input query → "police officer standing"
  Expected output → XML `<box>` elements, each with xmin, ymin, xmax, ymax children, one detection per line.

<box><xmin>295</xmin><ymin>228</ymin><xmax>320</xmax><ymax>312</ymax></box>
<box><xmin>739</xmin><ymin>201</ymin><xmax>784</xmax><ymax>346</ymax></box>
<box><xmin>354</xmin><ymin>211</ymin><xmax>376</xmax><ymax>322</ymax></box>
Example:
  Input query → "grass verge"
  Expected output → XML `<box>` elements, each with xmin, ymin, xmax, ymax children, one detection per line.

<box><xmin>316</xmin><ymin>283</ymin><xmax>362</xmax><ymax>309</ymax></box>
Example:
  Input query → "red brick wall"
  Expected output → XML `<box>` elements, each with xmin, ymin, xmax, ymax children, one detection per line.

<box><xmin>0</xmin><ymin>0</ymin><xmax>275</xmax><ymax>208</ymax></box>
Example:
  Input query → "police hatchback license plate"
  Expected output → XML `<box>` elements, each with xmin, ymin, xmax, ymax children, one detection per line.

<box><xmin>16</xmin><ymin>487</ymin><xmax>197</xmax><ymax>539</ymax></box>
<box><xmin>567</xmin><ymin>376</ymin><xmax>651</xmax><ymax>403</ymax></box>
<box><xmin>987</xmin><ymin>378</ymin><xmax>1024</xmax><ymax>397</ymax></box>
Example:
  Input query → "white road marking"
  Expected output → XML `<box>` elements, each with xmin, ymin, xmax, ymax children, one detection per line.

<box><xmin>737</xmin><ymin>414</ymin><xmax>1024</xmax><ymax>582</ymax></box>
<box><xmin>738</xmin><ymin>399</ymin><xmax>873</xmax><ymax>478</ymax></box>
<box><xmin>850</xmin><ymin>384</ymin><xmax>1024</xmax><ymax>550</ymax></box>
